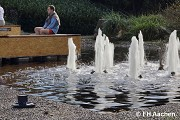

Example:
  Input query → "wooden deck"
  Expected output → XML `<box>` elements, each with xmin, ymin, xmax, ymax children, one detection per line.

<box><xmin>0</xmin><ymin>34</ymin><xmax>81</xmax><ymax>58</ymax></box>
<box><xmin>0</xmin><ymin>25</ymin><xmax>21</xmax><ymax>36</ymax></box>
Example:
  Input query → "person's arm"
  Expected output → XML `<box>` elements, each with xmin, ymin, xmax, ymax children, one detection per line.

<box><xmin>46</xmin><ymin>17</ymin><xmax>57</xmax><ymax>29</ymax></box>
<box><xmin>43</xmin><ymin>22</ymin><xmax>48</xmax><ymax>29</ymax></box>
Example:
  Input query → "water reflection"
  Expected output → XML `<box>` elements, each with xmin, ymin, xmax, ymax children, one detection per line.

<box><xmin>0</xmin><ymin>46</ymin><xmax>178</xmax><ymax>113</ymax></box>
<box><xmin>1</xmin><ymin>61</ymin><xmax>180</xmax><ymax>113</ymax></box>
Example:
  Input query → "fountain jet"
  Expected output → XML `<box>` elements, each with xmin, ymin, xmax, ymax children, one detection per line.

<box><xmin>94</xmin><ymin>28</ymin><xmax>114</xmax><ymax>73</ymax></box>
<box><xmin>166</xmin><ymin>30</ymin><xmax>180</xmax><ymax>75</ymax></box>
<box><xmin>95</xmin><ymin>29</ymin><xmax>105</xmax><ymax>73</ymax></box>
<box><xmin>129</xmin><ymin>36</ymin><xmax>140</xmax><ymax>79</ymax></box>
<box><xmin>67</xmin><ymin>38</ymin><xmax>77</xmax><ymax>70</ymax></box>
<box><xmin>104</xmin><ymin>36</ymin><xmax>114</xmax><ymax>70</ymax></box>
<box><xmin>138</xmin><ymin>31</ymin><xmax>145</xmax><ymax>67</ymax></box>
<box><xmin>177</xmin><ymin>37</ymin><xmax>180</xmax><ymax>50</ymax></box>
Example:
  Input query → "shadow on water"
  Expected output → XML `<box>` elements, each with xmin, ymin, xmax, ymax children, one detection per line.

<box><xmin>0</xmin><ymin>46</ymin><xmax>176</xmax><ymax>113</ymax></box>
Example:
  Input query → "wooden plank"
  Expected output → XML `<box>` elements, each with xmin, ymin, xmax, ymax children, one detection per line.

<box><xmin>3</xmin><ymin>34</ymin><xmax>81</xmax><ymax>38</ymax></box>
<box><xmin>0</xmin><ymin>25</ymin><xmax>21</xmax><ymax>36</ymax></box>
<box><xmin>0</xmin><ymin>25</ymin><xmax>20</xmax><ymax>27</ymax></box>
<box><xmin>0</xmin><ymin>35</ymin><xmax>81</xmax><ymax>58</ymax></box>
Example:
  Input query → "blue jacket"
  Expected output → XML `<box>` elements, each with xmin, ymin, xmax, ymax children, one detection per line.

<box><xmin>43</xmin><ymin>17</ymin><xmax>60</xmax><ymax>34</ymax></box>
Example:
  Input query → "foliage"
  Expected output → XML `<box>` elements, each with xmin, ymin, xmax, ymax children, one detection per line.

<box><xmin>163</xmin><ymin>0</ymin><xmax>180</xmax><ymax>31</ymax></box>
<box><xmin>102</xmin><ymin>13</ymin><xmax>168</xmax><ymax>41</ymax></box>
<box><xmin>102</xmin><ymin>12</ymin><xmax>128</xmax><ymax>37</ymax></box>
<box><xmin>0</xmin><ymin>0</ymin><xmax>176</xmax><ymax>38</ymax></box>
<box><xmin>127</xmin><ymin>15</ymin><xmax>168</xmax><ymax>41</ymax></box>
<box><xmin>1</xmin><ymin>0</ymin><xmax>107</xmax><ymax>34</ymax></box>
<box><xmin>90</xmin><ymin>0</ymin><xmax>176</xmax><ymax>15</ymax></box>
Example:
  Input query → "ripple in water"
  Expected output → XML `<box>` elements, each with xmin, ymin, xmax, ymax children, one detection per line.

<box><xmin>1</xmin><ymin>62</ymin><xmax>180</xmax><ymax>113</ymax></box>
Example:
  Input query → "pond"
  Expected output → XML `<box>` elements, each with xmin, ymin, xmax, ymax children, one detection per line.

<box><xmin>1</xmin><ymin>45</ymin><xmax>179</xmax><ymax>113</ymax></box>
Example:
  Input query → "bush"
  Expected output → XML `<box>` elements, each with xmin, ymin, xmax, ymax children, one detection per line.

<box><xmin>102</xmin><ymin>13</ymin><xmax>168</xmax><ymax>41</ymax></box>
<box><xmin>102</xmin><ymin>12</ymin><xmax>128</xmax><ymax>37</ymax></box>
<box><xmin>127</xmin><ymin>15</ymin><xmax>168</xmax><ymax>41</ymax></box>
<box><xmin>1</xmin><ymin>0</ymin><xmax>107</xmax><ymax>35</ymax></box>
<box><xmin>90</xmin><ymin>0</ymin><xmax>176</xmax><ymax>15</ymax></box>
<box><xmin>163</xmin><ymin>0</ymin><xmax>180</xmax><ymax>31</ymax></box>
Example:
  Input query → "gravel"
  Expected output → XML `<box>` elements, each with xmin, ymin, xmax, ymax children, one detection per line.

<box><xmin>0</xmin><ymin>85</ymin><xmax>180</xmax><ymax>120</ymax></box>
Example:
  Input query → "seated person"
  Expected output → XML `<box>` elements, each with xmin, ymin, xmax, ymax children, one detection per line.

<box><xmin>0</xmin><ymin>5</ymin><xmax>5</xmax><ymax>26</ymax></box>
<box><xmin>34</xmin><ymin>5</ymin><xmax>60</xmax><ymax>35</ymax></box>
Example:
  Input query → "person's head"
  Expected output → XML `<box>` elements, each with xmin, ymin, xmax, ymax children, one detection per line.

<box><xmin>47</xmin><ymin>5</ymin><xmax>55</xmax><ymax>15</ymax></box>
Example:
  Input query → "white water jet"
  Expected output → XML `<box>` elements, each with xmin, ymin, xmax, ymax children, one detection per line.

<box><xmin>95</xmin><ymin>28</ymin><xmax>105</xmax><ymax>73</ymax></box>
<box><xmin>67</xmin><ymin>38</ymin><xmax>77</xmax><ymax>70</ymax></box>
<box><xmin>109</xmin><ymin>43</ymin><xmax>114</xmax><ymax>67</ymax></box>
<box><xmin>104</xmin><ymin>36</ymin><xmax>114</xmax><ymax>70</ymax></box>
<box><xmin>166</xmin><ymin>30</ymin><xmax>180</xmax><ymax>75</ymax></box>
<box><xmin>129</xmin><ymin>36</ymin><xmax>140</xmax><ymax>79</ymax></box>
<box><xmin>95</xmin><ymin>28</ymin><xmax>114</xmax><ymax>73</ymax></box>
<box><xmin>177</xmin><ymin>37</ymin><xmax>180</xmax><ymax>50</ymax></box>
<box><xmin>138</xmin><ymin>31</ymin><xmax>145</xmax><ymax>67</ymax></box>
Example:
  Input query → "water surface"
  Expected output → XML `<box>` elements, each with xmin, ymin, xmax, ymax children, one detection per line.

<box><xmin>0</xmin><ymin>46</ymin><xmax>175</xmax><ymax>113</ymax></box>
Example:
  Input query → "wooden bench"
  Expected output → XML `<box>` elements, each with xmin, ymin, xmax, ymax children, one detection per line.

<box><xmin>0</xmin><ymin>25</ymin><xmax>21</xmax><ymax>36</ymax></box>
<box><xmin>0</xmin><ymin>34</ymin><xmax>81</xmax><ymax>58</ymax></box>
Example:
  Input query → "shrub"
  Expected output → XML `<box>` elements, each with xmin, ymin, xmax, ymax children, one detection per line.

<box><xmin>127</xmin><ymin>15</ymin><xmax>168</xmax><ymax>41</ymax></box>
<box><xmin>102</xmin><ymin>12</ymin><xmax>128</xmax><ymax>37</ymax></box>
<box><xmin>102</xmin><ymin>13</ymin><xmax>168</xmax><ymax>41</ymax></box>
<box><xmin>1</xmin><ymin>0</ymin><xmax>107</xmax><ymax>35</ymax></box>
<box><xmin>90</xmin><ymin>0</ymin><xmax>176</xmax><ymax>15</ymax></box>
<box><xmin>163</xmin><ymin>0</ymin><xmax>180</xmax><ymax>31</ymax></box>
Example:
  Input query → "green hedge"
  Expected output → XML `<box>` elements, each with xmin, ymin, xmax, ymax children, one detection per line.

<box><xmin>1</xmin><ymin>0</ymin><xmax>107</xmax><ymax>35</ymax></box>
